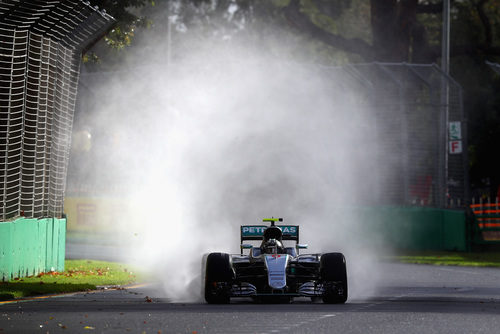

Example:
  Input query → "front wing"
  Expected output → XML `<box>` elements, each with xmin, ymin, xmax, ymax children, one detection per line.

<box><xmin>229</xmin><ymin>254</ymin><xmax>339</xmax><ymax>298</ymax></box>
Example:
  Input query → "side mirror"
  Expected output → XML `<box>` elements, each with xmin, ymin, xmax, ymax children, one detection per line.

<box><xmin>296</xmin><ymin>244</ymin><xmax>308</xmax><ymax>249</ymax></box>
<box><xmin>241</xmin><ymin>244</ymin><xmax>253</xmax><ymax>249</ymax></box>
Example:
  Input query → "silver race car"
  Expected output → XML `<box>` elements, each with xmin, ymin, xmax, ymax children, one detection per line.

<box><xmin>204</xmin><ymin>218</ymin><xmax>348</xmax><ymax>304</ymax></box>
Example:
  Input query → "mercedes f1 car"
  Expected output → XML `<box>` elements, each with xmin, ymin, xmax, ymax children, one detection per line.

<box><xmin>204</xmin><ymin>218</ymin><xmax>348</xmax><ymax>304</ymax></box>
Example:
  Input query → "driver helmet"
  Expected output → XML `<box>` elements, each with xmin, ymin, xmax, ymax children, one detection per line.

<box><xmin>264</xmin><ymin>238</ymin><xmax>283</xmax><ymax>254</ymax></box>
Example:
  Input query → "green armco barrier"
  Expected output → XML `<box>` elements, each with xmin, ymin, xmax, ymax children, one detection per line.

<box><xmin>0</xmin><ymin>217</ymin><xmax>66</xmax><ymax>281</ymax></box>
<box><xmin>347</xmin><ymin>207</ymin><xmax>467</xmax><ymax>251</ymax></box>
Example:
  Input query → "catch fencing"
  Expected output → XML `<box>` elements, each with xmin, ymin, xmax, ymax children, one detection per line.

<box><xmin>72</xmin><ymin>62</ymin><xmax>468</xmax><ymax>210</ymax></box>
<box><xmin>0</xmin><ymin>0</ymin><xmax>114</xmax><ymax>220</ymax></box>
<box><xmin>326</xmin><ymin>63</ymin><xmax>467</xmax><ymax>209</ymax></box>
<box><xmin>486</xmin><ymin>61</ymin><xmax>500</xmax><ymax>75</ymax></box>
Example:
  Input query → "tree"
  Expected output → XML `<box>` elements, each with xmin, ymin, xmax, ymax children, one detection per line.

<box><xmin>86</xmin><ymin>0</ymin><xmax>500</xmax><ymax>64</ymax></box>
<box><xmin>87</xmin><ymin>0</ymin><xmax>152</xmax><ymax>50</ymax></box>
<box><xmin>84</xmin><ymin>0</ymin><xmax>500</xmax><ymax>198</ymax></box>
<box><xmin>282</xmin><ymin>0</ymin><xmax>500</xmax><ymax>63</ymax></box>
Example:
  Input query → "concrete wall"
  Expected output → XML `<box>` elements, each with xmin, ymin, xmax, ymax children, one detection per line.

<box><xmin>351</xmin><ymin>207</ymin><xmax>467</xmax><ymax>251</ymax></box>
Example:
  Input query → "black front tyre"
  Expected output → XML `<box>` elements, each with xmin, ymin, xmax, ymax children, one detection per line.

<box><xmin>320</xmin><ymin>252</ymin><xmax>348</xmax><ymax>304</ymax></box>
<box><xmin>204</xmin><ymin>252</ymin><xmax>233</xmax><ymax>304</ymax></box>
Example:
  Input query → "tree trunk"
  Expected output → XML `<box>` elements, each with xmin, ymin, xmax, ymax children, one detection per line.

<box><xmin>284</xmin><ymin>0</ymin><xmax>437</xmax><ymax>63</ymax></box>
<box><xmin>370</xmin><ymin>0</ymin><xmax>421</xmax><ymax>62</ymax></box>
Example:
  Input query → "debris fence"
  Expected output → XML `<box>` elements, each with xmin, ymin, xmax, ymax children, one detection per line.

<box><xmin>0</xmin><ymin>0</ymin><xmax>114</xmax><ymax>220</ymax></box>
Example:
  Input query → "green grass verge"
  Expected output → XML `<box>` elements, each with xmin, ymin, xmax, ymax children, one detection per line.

<box><xmin>0</xmin><ymin>260</ymin><xmax>140</xmax><ymax>301</ymax></box>
<box><xmin>393</xmin><ymin>251</ymin><xmax>500</xmax><ymax>267</ymax></box>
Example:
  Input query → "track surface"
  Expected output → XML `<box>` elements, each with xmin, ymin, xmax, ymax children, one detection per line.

<box><xmin>1</xmin><ymin>262</ymin><xmax>500</xmax><ymax>333</ymax></box>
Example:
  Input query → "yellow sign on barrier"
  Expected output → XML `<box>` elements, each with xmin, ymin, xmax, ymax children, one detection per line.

<box><xmin>64</xmin><ymin>197</ymin><xmax>129</xmax><ymax>233</ymax></box>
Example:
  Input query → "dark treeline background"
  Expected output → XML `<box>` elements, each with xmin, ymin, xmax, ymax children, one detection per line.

<box><xmin>85</xmin><ymin>0</ymin><xmax>500</xmax><ymax>200</ymax></box>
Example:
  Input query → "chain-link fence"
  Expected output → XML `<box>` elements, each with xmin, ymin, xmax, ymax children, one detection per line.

<box><xmin>344</xmin><ymin>63</ymin><xmax>467</xmax><ymax>208</ymax></box>
<box><xmin>0</xmin><ymin>0</ymin><xmax>114</xmax><ymax>220</ymax></box>
<box><xmin>486</xmin><ymin>61</ymin><xmax>500</xmax><ymax>75</ymax></box>
<box><xmin>306</xmin><ymin>63</ymin><xmax>467</xmax><ymax>208</ymax></box>
<box><xmin>73</xmin><ymin>62</ymin><xmax>467</xmax><ymax>210</ymax></box>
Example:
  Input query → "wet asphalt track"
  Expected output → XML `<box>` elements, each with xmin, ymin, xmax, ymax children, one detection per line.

<box><xmin>1</xmin><ymin>262</ymin><xmax>500</xmax><ymax>333</ymax></box>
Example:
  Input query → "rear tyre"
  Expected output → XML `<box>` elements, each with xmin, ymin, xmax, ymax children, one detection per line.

<box><xmin>320</xmin><ymin>252</ymin><xmax>348</xmax><ymax>304</ymax></box>
<box><xmin>204</xmin><ymin>253</ymin><xmax>233</xmax><ymax>304</ymax></box>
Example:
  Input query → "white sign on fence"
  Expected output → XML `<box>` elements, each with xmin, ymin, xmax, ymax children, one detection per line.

<box><xmin>449</xmin><ymin>121</ymin><xmax>462</xmax><ymax>140</ymax></box>
<box><xmin>449</xmin><ymin>140</ymin><xmax>463</xmax><ymax>154</ymax></box>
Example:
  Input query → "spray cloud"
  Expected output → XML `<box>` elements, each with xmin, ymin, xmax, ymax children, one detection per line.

<box><xmin>75</xmin><ymin>30</ymin><xmax>387</xmax><ymax>301</ymax></box>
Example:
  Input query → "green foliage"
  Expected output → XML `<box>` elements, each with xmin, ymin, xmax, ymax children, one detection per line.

<box><xmin>302</xmin><ymin>0</ymin><xmax>341</xmax><ymax>34</ymax></box>
<box><xmin>82</xmin><ymin>52</ymin><xmax>100</xmax><ymax>64</ymax></box>
<box><xmin>84</xmin><ymin>0</ymin><xmax>367</xmax><ymax>66</ymax></box>
<box><xmin>81</xmin><ymin>0</ymin><xmax>500</xmax><ymax>194</ymax></box>
<box><xmin>272</xmin><ymin>0</ymin><xmax>291</xmax><ymax>7</ymax></box>
<box><xmin>86</xmin><ymin>0</ymin><xmax>155</xmax><ymax>54</ymax></box>
<box><xmin>453</xmin><ymin>1</ymin><xmax>485</xmax><ymax>47</ymax></box>
<box><xmin>447</xmin><ymin>0</ymin><xmax>500</xmax><ymax>194</ymax></box>
<box><xmin>417</xmin><ymin>13</ymin><xmax>440</xmax><ymax>48</ymax></box>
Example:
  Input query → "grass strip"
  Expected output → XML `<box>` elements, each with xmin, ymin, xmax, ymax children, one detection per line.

<box><xmin>393</xmin><ymin>251</ymin><xmax>500</xmax><ymax>267</ymax></box>
<box><xmin>0</xmin><ymin>260</ymin><xmax>139</xmax><ymax>301</ymax></box>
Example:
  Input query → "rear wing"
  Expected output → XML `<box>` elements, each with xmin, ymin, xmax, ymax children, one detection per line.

<box><xmin>240</xmin><ymin>225</ymin><xmax>299</xmax><ymax>243</ymax></box>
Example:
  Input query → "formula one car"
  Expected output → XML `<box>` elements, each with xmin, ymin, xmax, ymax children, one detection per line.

<box><xmin>204</xmin><ymin>218</ymin><xmax>348</xmax><ymax>304</ymax></box>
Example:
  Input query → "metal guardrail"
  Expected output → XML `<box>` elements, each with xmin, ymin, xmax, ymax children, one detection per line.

<box><xmin>0</xmin><ymin>0</ymin><xmax>114</xmax><ymax>220</ymax></box>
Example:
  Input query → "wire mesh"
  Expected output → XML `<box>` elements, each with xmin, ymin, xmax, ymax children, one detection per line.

<box><xmin>486</xmin><ymin>61</ymin><xmax>500</xmax><ymax>75</ymax></box>
<box><xmin>342</xmin><ymin>63</ymin><xmax>468</xmax><ymax>208</ymax></box>
<box><xmin>73</xmin><ymin>62</ymin><xmax>467</xmax><ymax>209</ymax></box>
<box><xmin>0</xmin><ymin>0</ymin><xmax>114</xmax><ymax>220</ymax></box>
